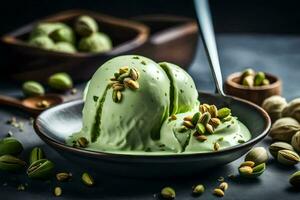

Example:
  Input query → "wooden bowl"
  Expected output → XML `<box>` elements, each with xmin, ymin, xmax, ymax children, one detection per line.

<box><xmin>133</xmin><ymin>15</ymin><xmax>198</xmax><ymax>70</ymax></box>
<box><xmin>225</xmin><ymin>72</ymin><xmax>282</xmax><ymax>105</ymax></box>
<box><xmin>0</xmin><ymin>10</ymin><xmax>149</xmax><ymax>82</ymax></box>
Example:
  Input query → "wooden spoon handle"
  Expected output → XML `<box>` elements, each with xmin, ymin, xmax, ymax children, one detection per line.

<box><xmin>0</xmin><ymin>95</ymin><xmax>24</xmax><ymax>109</ymax></box>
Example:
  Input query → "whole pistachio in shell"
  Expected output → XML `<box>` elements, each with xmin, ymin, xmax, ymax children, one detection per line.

<box><xmin>0</xmin><ymin>137</ymin><xmax>23</xmax><ymax>156</ymax></box>
<box><xmin>277</xmin><ymin>149</ymin><xmax>300</xmax><ymax>166</ymax></box>
<box><xmin>262</xmin><ymin>95</ymin><xmax>287</xmax><ymax>121</ymax></box>
<box><xmin>269</xmin><ymin>141</ymin><xmax>294</xmax><ymax>158</ymax></box>
<box><xmin>22</xmin><ymin>81</ymin><xmax>45</xmax><ymax>97</ymax></box>
<box><xmin>291</xmin><ymin>131</ymin><xmax>300</xmax><ymax>152</ymax></box>
<box><xmin>289</xmin><ymin>171</ymin><xmax>300</xmax><ymax>188</ymax></box>
<box><xmin>269</xmin><ymin>117</ymin><xmax>300</xmax><ymax>142</ymax></box>
<box><xmin>245</xmin><ymin>147</ymin><xmax>269</xmax><ymax>165</ymax></box>
<box><xmin>282</xmin><ymin>98</ymin><xmax>300</xmax><ymax>122</ymax></box>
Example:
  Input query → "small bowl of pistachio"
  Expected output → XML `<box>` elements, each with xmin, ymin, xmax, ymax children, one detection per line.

<box><xmin>225</xmin><ymin>68</ymin><xmax>282</xmax><ymax>105</ymax></box>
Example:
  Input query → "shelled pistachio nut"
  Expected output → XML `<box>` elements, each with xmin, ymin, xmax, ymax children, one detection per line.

<box><xmin>269</xmin><ymin>117</ymin><xmax>300</xmax><ymax>142</ymax></box>
<box><xmin>277</xmin><ymin>150</ymin><xmax>300</xmax><ymax>166</ymax></box>
<box><xmin>192</xmin><ymin>184</ymin><xmax>205</xmax><ymax>196</ymax></box>
<box><xmin>282</xmin><ymin>98</ymin><xmax>300</xmax><ymax>122</ymax></box>
<box><xmin>48</xmin><ymin>72</ymin><xmax>73</xmax><ymax>91</ymax></box>
<box><xmin>245</xmin><ymin>147</ymin><xmax>269</xmax><ymax>165</ymax></box>
<box><xmin>161</xmin><ymin>187</ymin><xmax>176</xmax><ymax>199</ymax></box>
<box><xmin>75</xmin><ymin>15</ymin><xmax>98</xmax><ymax>37</ymax></box>
<box><xmin>262</xmin><ymin>95</ymin><xmax>287</xmax><ymax>121</ymax></box>
<box><xmin>54</xmin><ymin>186</ymin><xmax>62</xmax><ymax>197</ymax></box>
<box><xmin>22</xmin><ymin>81</ymin><xmax>45</xmax><ymax>97</ymax></box>
<box><xmin>254</xmin><ymin>72</ymin><xmax>265</xmax><ymax>86</ymax></box>
<box><xmin>82</xmin><ymin>172</ymin><xmax>95</xmax><ymax>186</ymax></box>
<box><xmin>0</xmin><ymin>155</ymin><xmax>26</xmax><ymax>172</ymax></box>
<box><xmin>289</xmin><ymin>171</ymin><xmax>300</xmax><ymax>188</ymax></box>
<box><xmin>239</xmin><ymin>162</ymin><xmax>266</xmax><ymax>178</ymax></box>
<box><xmin>291</xmin><ymin>131</ymin><xmax>300</xmax><ymax>152</ymax></box>
<box><xmin>191</xmin><ymin>112</ymin><xmax>201</xmax><ymax>125</ymax></box>
<box><xmin>27</xmin><ymin>159</ymin><xmax>54</xmax><ymax>179</ymax></box>
<box><xmin>29</xmin><ymin>147</ymin><xmax>44</xmax><ymax>165</ymax></box>
<box><xmin>0</xmin><ymin>137</ymin><xmax>23</xmax><ymax>156</ymax></box>
<box><xmin>217</xmin><ymin>107</ymin><xmax>231</xmax><ymax>119</ymax></box>
<box><xmin>213</xmin><ymin>188</ymin><xmax>225</xmax><ymax>197</ymax></box>
<box><xmin>196</xmin><ymin>123</ymin><xmax>206</xmax><ymax>134</ymax></box>
<box><xmin>269</xmin><ymin>142</ymin><xmax>294</xmax><ymax>158</ymax></box>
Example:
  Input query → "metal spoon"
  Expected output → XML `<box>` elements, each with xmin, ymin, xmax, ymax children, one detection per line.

<box><xmin>0</xmin><ymin>94</ymin><xmax>63</xmax><ymax>115</ymax></box>
<box><xmin>194</xmin><ymin>0</ymin><xmax>225</xmax><ymax>96</ymax></box>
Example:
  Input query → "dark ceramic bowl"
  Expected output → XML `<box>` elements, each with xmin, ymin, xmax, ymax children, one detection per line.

<box><xmin>34</xmin><ymin>92</ymin><xmax>270</xmax><ymax>178</ymax></box>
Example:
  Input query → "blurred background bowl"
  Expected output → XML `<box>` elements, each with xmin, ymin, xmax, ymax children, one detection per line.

<box><xmin>225</xmin><ymin>72</ymin><xmax>282</xmax><ymax>105</ymax></box>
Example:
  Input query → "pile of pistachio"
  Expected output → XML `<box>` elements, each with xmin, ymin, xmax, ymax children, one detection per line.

<box><xmin>239</xmin><ymin>68</ymin><xmax>270</xmax><ymax>87</ymax></box>
<box><xmin>262</xmin><ymin>95</ymin><xmax>300</xmax><ymax>188</ymax></box>
<box><xmin>108</xmin><ymin>66</ymin><xmax>140</xmax><ymax>103</ymax></box>
<box><xmin>176</xmin><ymin>103</ymin><xmax>231</xmax><ymax>150</ymax></box>
<box><xmin>28</xmin><ymin>15</ymin><xmax>112</xmax><ymax>53</ymax></box>
<box><xmin>0</xmin><ymin>136</ymin><xmax>95</xmax><ymax>196</ymax></box>
<box><xmin>22</xmin><ymin>72</ymin><xmax>74</xmax><ymax>108</ymax></box>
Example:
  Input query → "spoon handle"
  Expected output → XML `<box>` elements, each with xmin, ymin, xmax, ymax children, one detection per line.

<box><xmin>0</xmin><ymin>95</ymin><xmax>24</xmax><ymax>109</ymax></box>
<box><xmin>194</xmin><ymin>0</ymin><xmax>225</xmax><ymax>96</ymax></box>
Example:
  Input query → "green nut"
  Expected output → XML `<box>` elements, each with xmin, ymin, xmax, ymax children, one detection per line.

<box><xmin>29</xmin><ymin>147</ymin><xmax>45</xmax><ymax>165</ymax></box>
<box><xmin>0</xmin><ymin>155</ymin><xmax>26</xmax><ymax>172</ymax></box>
<box><xmin>196</xmin><ymin>123</ymin><xmax>206</xmax><ymax>134</ymax></box>
<box><xmin>54</xmin><ymin>42</ymin><xmax>76</xmax><ymax>53</ymax></box>
<box><xmin>192</xmin><ymin>184</ymin><xmax>205</xmax><ymax>195</ymax></box>
<box><xmin>269</xmin><ymin>142</ymin><xmax>294</xmax><ymax>158</ymax></box>
<box><xmin>75</xmin><ymin>15</ymin><xmax>98</xmax><ymax>36</ymax></box>
<box><xmin>277</xmin><ymin>149</ymin><xmax>300</xmax><ymax>166</ymax></box>
<box><xmin>217</xmin><ymin>107</ymin><xmax>231</xmax><ymax>118</ymax></box>
<box><xmin>289</xmin><ymin>171</ymin><xmax>300</xmax><ymax>188</ymax></box>
<box><xmin>200</xmin><ymin>112</ymin><xmax>211</xmax><ymax>125</ymax></box>
<box><xmin>262</xmin><ymin>79</ymin><xmax>270</xmax><ymax>86</ymax></box>
<box><xmin>30</xmin><ymin>22</ymin><xmax>66</xmax><ymax>39</ymax></box>
<box><xmin>241</xmin><ymin>68</ymin><xmax>255</xmax><ymax>79</ymax></box>
<box><xmin>161</xmin><ymin>187</ymin><xmax>176</xmax><ymax>200</ymax></box>
<box><xmin>245</xmin><ymin>147</ymin><xmax>269</xmax><ymax>165</ymax></box>
<box><xmin>251</xmin><ymin>163</ymin><xmax>266</xmax><ymax>177</ymax></box>
<box><xmin>27</xmin><ymin>159</ymin><xmax>54</xmax><ymax>179</ymax></box>
<box><xmin>242</xmin><ymin>75</ymin><xmax>254</xmax><ymax>87</ymax></box>
<box><xmin>81</xmin><ymin>172</ymin><xmax>95</xmax><ymax>186</ymax></box>
<box><xmin>22</xmin><ymin>81</ymin><xmax>45</xmax><ymax>97</ymax></box>
<box><xmin>254</xmin><ymin>72</ymin><xmax>266</xmax><ymax>86</ymax></box>
<box><xmin>48</xmin><ymin>72</ymin><xmax>73</xmax><ymax>91</ymax></box>
<box><xmin>78</xmin><ymin>32</ymin><xmax>112</xmax><ymax>53</ymax></box>
<box><xmin>28</xmin><ymin>36</ymin><xmax>55</xmax><ymax>50</ymax></box>
<box><xmin>49</xmin><ymin>26</ymin><xmax>75</xmax><ymax>44</ymax></box>
<box><xmin>191</xmin><ymin>112</ymin><xmax>201</xmax><ymax>125</ymax></box>
<box><xmin>0</xmin><ymin>137</ymin><xmax>23</xmax><ymax>156</ymax></box>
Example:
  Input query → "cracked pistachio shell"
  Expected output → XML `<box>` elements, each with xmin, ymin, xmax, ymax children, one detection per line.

<box><xmin>291</xmin><ymin>131</ymin><xmax>300</xmax><ymax>152</ymax></box>
<box><xmin>269</xmin><ymin>142</ymin><xmax>294</xmax><ymax>158</ymax></box>
<box><xmin>0</xmin><ymin>155</ymin><xmax>26</xmax><ymax>172</ymax></box>
<box><xmin>48</xmin><ymin>72</ymin><xmax>73</xmax><ymax>91</ymax></box>
<box><xmin>0</xmin><ymin>137</ymin><xmax>23</xmax><ymax>156</ymax></box>
<box><xmin>282</xmin><ymin>98</ymin><xmax>300</xmax><ymax>122</ymax></box>
<box><xmin>262</xmin><ymin>95</ymin><xmax>287</xmax><ymax>121</ymax></box>
<box><xmin>22</xmin><ymin>81</ymin><xmax>45</xmax><ymax>97</ymax></box>
<box><xmin>245</xmin><ymin>147</ymin><xmax>269</xmax><ymax>165</ymax></box>
<box><xmin>269</xmin><ymin>117</ymin><xmax>300</xmax><ymax>142</ymax></box>
<box><xmin>27</xmin><ymin>159</ymin><xmax>54</xmax><ymax>179</ymax></box>
<box><xmin>277</xmin><ymin>149</ymin><xmax>300</xmax><ymax>166</ymax></box>
<box><xmin>289</xmin><ymin>171</ymin><xmax>300</xmax><ymax>188</ymax></box>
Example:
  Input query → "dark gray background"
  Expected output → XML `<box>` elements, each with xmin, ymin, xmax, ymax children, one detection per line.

<box><xmin>0</xmin><ymin>34</ymin><xmax>300</xmax><ymax>199</ymax></box>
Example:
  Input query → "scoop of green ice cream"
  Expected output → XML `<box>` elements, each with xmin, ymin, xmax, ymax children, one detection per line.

<box><xmin>70</xmin><ymin>55</ymin><xmax>171</xmax><ymax>151</ymax></box>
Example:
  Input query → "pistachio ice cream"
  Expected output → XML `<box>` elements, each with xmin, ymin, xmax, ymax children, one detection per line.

<box><xmin>67</xmin><ymin>55</ymin><xmax>251</xmax><ymax>154</ymax></box>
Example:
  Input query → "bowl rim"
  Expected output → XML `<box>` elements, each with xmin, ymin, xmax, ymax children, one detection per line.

<box><xmin>0</xmin><ymin>9</ymin><xmax>149</xmax><ymax>58</ymax></box>
<box><xmin>226</xmin><ymin>72</ymin><xmax>281</xmax><ymax>91</ymax></box>
<box><xmin>33</xmin><ymin>91</ymin><xmax>271</xmax><ymax>160</ymax></box>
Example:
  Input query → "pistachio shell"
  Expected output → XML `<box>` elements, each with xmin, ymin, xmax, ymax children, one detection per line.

<box><xmin>22</xmin><ymin>81</ymin><xmax>45</xmax><ymax>97</ymax></box>
<box><xmin>291</xmin><ymin>131</ymin><xmax>300</xmax><ymax>152</ymax></box>
<box><xmin>269</xmin><ymin>117</ymin><xmax>300</xmax><ymax>142</ymax></box>
<box><xmin>27</xmin><ymin>159</ymin><xmax>54</xmax><ymax>179</ymax></box>
<box><xmin>282</xmin><ymin>98</ymin><xmax>300</xmax><ymax>122</ymax></box>
<box><xmin>262</xmin><ymin>95</ymin><xmax>287</xmax><ymax>121</ymax></box>
<box><xmin>200</xmin><ymin>112</ymin><xmax>211</xmax><ymax>125</ymax></box>
<box><xmin>0</xmin><ymin>155</ymin><xmax>26</xmax><ymax>172</ymax></box>
<box><xmin>245</xmin><ymin>147</ymin><xmax>269</xmax><ymax>165</ymax></box>
<box><xmin>213</xmin><ymin>188</ymin><xmax>224</xmax><ymax>197</ymax></box>
<box><xmin>0</xmin><ymin>137</ymin><xmax>23</xmax><ymax>156</ymax></box>
<box><xmin>161</xmin><ymin>187</ymin><xmax>176</xmax><ymax>199</ymax></box>
<box><xmin>192</xmin><ymin>184</ymin><xmax>205</xmax><ymax>195</ymax></box>
<box><xmin>48</xmin><ymin>72</ymin><xmax>73</xmax><ymax>91</ymax></box>
<box><xmin>289</xmin><ymin>171</ymin><xmax>300</xmax><ymax>188</ymax></box>
<box><xmin>277</xmin><ymin>149</ymin><xmax>300</xmax><ymax>166</ymax></box>
<box><xmin>269</xmin><ymin>142</ymin><xmax>294</xmax><ymax>158</ymax></box>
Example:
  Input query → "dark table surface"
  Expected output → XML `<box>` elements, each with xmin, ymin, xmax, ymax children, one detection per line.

<box><xmin>0</xmin><ymin>34</ymin><xmax>300</xmax><ymax>199</ymax></box>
